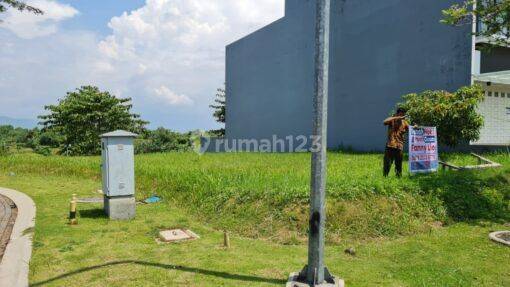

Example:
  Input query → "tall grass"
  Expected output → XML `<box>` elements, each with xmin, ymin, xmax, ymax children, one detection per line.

<box><xmin>0</xmin><ymin>152</ymin><xmax>508</xmax><ymax>243</ymax></box>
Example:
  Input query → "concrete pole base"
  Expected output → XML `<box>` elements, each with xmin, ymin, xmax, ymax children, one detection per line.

<box><xmin>104</xmin><ymin>195</ymin><xmax>136</xmax><ymax>220</ymax></box>
<box><xmin>286</xmin><ymin>272</ymin><xmax>344</xmax><ymax>287</ymax></box>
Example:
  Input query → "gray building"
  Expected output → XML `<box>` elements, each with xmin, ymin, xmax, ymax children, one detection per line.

<box><xmin>225</xmin><ymin>0</ymin><xmax>510</xmax><ymax>151</ymax></box>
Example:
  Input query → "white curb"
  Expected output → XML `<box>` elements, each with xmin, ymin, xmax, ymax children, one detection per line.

<box><xmin>489</xmin><ymin>231</ymin><xmax>510</xmax><ymax>247</ymax></box>
<box><xmin>0</xmin><ymin>188</ymin><xmax>36</xmax><ymax>287</ymax></box>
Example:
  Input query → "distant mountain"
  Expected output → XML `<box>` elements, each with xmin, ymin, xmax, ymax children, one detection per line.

<box><xmin>0</xmin><ymin>116</ymin><xmax>38</xmax><ymax>129</ymax></box>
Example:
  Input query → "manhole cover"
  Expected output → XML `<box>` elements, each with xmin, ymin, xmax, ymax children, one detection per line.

<box><xmin>159</xmin><ymin>229</ymin><xmax>199</xmax><ymax>243</ymax></box>
<box><xmin>489</xmin><ymin>231</ymin><xmax>510</xmax><ymax>247</ymax></box>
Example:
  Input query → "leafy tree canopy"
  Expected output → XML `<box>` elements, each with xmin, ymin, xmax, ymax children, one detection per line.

<box><xmin>0</xmin><ymin>0</ymin><xmax>43</xmax><ymax>14</ymax></box>
<box><xmin>209</xmin><ymin>86</ymin><xmax>225</xmax><ymax>136</ymax></box>
<box><xmin>442</xmin><ymin>0</ymin><xmax>510</xmax><ymax>46</ymax></box>
<box><xmin>39</xmin><ymin>86</ymin><xmax>148</xmax><ymax>155</ymax></box>
<box><xmin>398</xmin><ymin>85</ymin><xmax>485</xmax><ymax>147</ymax></box>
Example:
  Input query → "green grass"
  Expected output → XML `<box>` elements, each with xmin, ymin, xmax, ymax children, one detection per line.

<box><xmin>0</xmin><ymin>152</ymin><xmax>508</xmax><ymax>243</ymax></box>
<box><xmin>0</xmin><ymin>172</ymin><xmax>508</xmax><ymax>286</ymax></box>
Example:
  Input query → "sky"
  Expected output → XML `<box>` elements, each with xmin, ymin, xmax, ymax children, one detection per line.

<box><xmin>0</xmin><ymin>0</ymin><xmax>284</xmax><ymax>131</ymax></box>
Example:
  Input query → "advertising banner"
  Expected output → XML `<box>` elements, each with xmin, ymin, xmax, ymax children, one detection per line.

<box><xmin>409</xmin><ymin>127</ymin><xmax>438</xmax><ymax>174</ymax></box>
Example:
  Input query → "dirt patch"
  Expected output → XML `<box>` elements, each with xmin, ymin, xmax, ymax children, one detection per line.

<box><xmin>0</xmin><ymin>194</ymin><xmax>17</xmax><ymax>263</ymax></box>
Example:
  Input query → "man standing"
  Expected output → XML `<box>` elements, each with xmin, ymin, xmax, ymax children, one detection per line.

<box><xmin>383</xmin><ymin>108</ymin><xmax>409</xmax><ymax>177</ymax></box>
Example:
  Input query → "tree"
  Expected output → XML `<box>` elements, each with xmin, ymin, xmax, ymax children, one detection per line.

<box><xmin>39</xmin><ymin>86</ymin><xmax>148</xmax><ymax>155</ymax></box>
<box><xmin>135</xmin><ymin>128</ymin><xmax>191</xmax><ymax>154</ymax></box>
<box><xmin>397</xmin><ymin>85</ymin><xmax>485</xmax><ymax>147</ymax></box>
<box><xmin>442</xmin><ymin>0</ymin><xmax>510</xmax><ymax>46</ymax></box>
<box><xmin>209</xmin><ymin>86</ymin><xmax>226</xmax><ymax>136</ymax></box>
<box><xmin>33</xmin><ymin>128</ymin><xmax>63</xmax><ymax>148</ymax></box>
<box><xmin>0</xmin><ymin>0</ymin><xmax>43</xmax><ymax>15</ymax></box>
<box><xmin>0</xmin><ymin>125</ymin><xmax>30</xmax><ymax>149</ymax></box>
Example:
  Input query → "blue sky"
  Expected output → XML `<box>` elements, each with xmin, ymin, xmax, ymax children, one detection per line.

<box><xmin>57</xmin><ymin>1</ymin><xmax>146</xmax><ymax>36</ymax></box>
<box><xmin>0</xmin><ymin>0</ymin><xmax>284</xmax><ymax>131</ymax></box>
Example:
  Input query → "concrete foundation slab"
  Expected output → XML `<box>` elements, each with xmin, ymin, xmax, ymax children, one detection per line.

<box><xmin>159</xmin><ymin>229</ymin><xmax>199</xmax><ymax>243</ymax></box>
<box><xmin>286</xmin><ymin>272</ymin><xmax>344</xmax><ymax>287</ymax></box>
<box><xmin>104</xmin><ymin>196</ymin><xmax>135</xmax><ymax>220</ymax></box>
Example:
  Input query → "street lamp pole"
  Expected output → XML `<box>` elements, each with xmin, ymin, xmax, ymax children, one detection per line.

<box><xmin>288</xmin><ymin>0</ymin><xmax>342</xmax><ymax>285</ymax></box>
<box><xmin>307</xmin><ymin>0</ymin><xmax>331</xmax><ymax>284</ymax></box>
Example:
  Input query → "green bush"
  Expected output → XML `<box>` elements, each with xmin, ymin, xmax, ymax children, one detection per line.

<box><xmin>135</xmin><ymin>128</ymin><xmax>191</xmax><ymax>154</ymax></box>
<box><xmin>37</xmin><ymin>130</ymin><xmax>63</xmax><ymax>148</ymax></box>
<box><xmin>34</xmin><ymin>145</ymin><xmax>51</xmax><ymax>156</ymax></box>
<box><xmin>398</xmin><ymin>85</ymin><xmax>484</xmax><ymax>147</ymax></box>
<box><xmin>0</xmin><ymin>125</ymin><xmax>29</xmax><ymax>148</ymax></box>
<box><xmin>0</xmin><ymin>141</ymin><xmax>9</xmax><ymax>156</ymax></box>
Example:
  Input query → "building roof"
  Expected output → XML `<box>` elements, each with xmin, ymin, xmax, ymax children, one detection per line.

<box><xmin>476</xmin><ymin>36</ymin><xmax>510</xmax><ymax>48</ymax></box>
<box><xmin>100</xmin><ymin>130</ymin><xmax>138</xmax><ymax>138</ymax></box>
<box><xmin>474</xmin><ymin>71</ymin><xmax>510</xmax><ymax>85</ymax></box>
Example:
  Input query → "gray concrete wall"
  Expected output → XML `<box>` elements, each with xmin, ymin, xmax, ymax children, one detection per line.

<box><xmin>481</xmin><ymin>47</ymin><xmax>510</xmax><ymax>73</ymax></box>
<box><xmin>328</xmin><ymin>0</ymin><xmax>472</xmax><ymax>151</ymax></box>
<box><xmin>225</xmin><ymin>0</ymin><xmax>316</xmax><ymax>151</ymax></box>
<box><xmin>285</xmin><ymin>0</ymin><xmax>305</xmax><ymax>15</ymax></box>
<box><xmin>225</xmin><ymin>0</ymin><xmax>472</xmax><ymax>152</ymax></box>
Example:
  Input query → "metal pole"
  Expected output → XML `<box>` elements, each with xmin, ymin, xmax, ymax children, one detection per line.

<box><xmin>307</xmin><ymin>0</ymin><xmax>331</xmax><ymax>285</ymax></box>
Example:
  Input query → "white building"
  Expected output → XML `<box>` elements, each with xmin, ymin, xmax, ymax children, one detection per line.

<box><xmin>472</xmin><ymin>18</ymin><xmax>510</xmax><ymax>147</ymax></box>
<box><xmin>473</xmin><ymin>72</ymin><xmax>510</xmax><ymax>146</ymax></box>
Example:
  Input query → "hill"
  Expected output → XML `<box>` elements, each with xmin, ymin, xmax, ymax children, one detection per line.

<box><xmin>0</xmin><ymin>116</ymin><xmax>37</xmax><ymax>129</ymax></box>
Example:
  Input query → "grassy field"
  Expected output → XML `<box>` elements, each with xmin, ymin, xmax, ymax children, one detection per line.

<box><xmin>0</xmin><ymin>171</ymin><xmax>508</xmax><ymax>286</ymax></box>
<box><xmin>0</xmin><ymin>152</ymin><xmax>509</xmax><ymax>285</ymax></box>
<box><xmin>0</xmin><ymin>152</ymin><xmax>508</xmax><ymax>243</ymax></box>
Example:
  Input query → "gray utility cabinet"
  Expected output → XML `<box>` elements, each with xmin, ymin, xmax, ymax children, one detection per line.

<box><xmin>101</xmin><ymin>130</ymin><xmax>137</xmax><ymax>220</ymax></box>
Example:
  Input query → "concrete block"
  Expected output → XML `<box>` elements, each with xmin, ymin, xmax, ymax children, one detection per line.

<box><xmin>286</xmin><ymin>272</ymin><xmax>344</xmax><ymax>287</ymax></box>
<box><xmin>104</xmin><ymin>196</ymin><xmax>135</xmax><ymax>220</ymax></box>
<box><xmin>159</xmin><ymin>229</ymin><xmax>199</xmax><ymax>243</ymax></box>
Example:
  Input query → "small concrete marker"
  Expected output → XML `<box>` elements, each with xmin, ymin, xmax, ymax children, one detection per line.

<box><xmin>223</xmin><ymin>230</ymin><xmax>230</xmax><ymax>248</ymax></box>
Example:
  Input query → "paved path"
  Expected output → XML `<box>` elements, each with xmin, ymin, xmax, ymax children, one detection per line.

<box><xmin>0</xmin><ymin>188</ymin><xmax>36</xmax><ymax>287</ymax></box>
<box><xmin>0</xmin><ymin>194</ymin><xmax>17</xmax><ymax>262</ymax></box>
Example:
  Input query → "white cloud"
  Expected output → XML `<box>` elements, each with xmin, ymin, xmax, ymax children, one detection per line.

<box><xmin>0</xmin><ymin>0</ymin><xmax>284</xmax><ymax>130</ymax></box>
<box><xmin>154</xmin><ymin>85</ymin><xmax>193</xmax><ymax>106</ymax></box>
<box><xmin>1</xmin><ymin>0</ymin><xmax>78</xmax><ymax>39</ymax></box>
<box><xmin>93</xmin><ymin>0</ymin><xmax>284</xmax><ymax>122</ymax></box>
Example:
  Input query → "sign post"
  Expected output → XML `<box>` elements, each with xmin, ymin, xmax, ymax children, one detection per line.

<box><xmin>409</xmin><ymin>127</ymin><xmax>439</xmax><ymax>174</ymax></box>
<box><xmin>288</xmin><ymin>0</ymin><xmax>343</xmax><ymax>286</ymax></box>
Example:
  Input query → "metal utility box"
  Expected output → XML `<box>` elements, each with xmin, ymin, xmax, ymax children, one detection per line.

<box><xmin>101</xmin><ymin>130</ymin><xmax>137</xmax><ymax>220</ymax></box>
<box><xmin>101</xmin><ymin>130</ymin><xmax>137</xmax><ymax>196</ymax></box>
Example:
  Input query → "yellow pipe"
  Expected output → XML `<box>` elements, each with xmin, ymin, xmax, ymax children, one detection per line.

<box><xmin>69</xmin><ymin>199</ymin><xmax>77</xmax><ymax>225</ymax></box>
